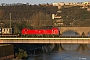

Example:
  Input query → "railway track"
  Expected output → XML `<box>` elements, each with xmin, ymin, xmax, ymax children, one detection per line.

<box><xmin>0</xmin><ymin>35</ymin><xmax>90</xmax><ymax>38</ymax></box>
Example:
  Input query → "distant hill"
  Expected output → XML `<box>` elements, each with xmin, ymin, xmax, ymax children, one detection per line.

<box><xmin>60</xmin><ymin>6</ymin><xmax>90</xmax><ymax>26</ymax></box>
<box><xmin>0</xmin><ymin>4</ymin><xmax>57</xmax><ymax>20</ymax></box>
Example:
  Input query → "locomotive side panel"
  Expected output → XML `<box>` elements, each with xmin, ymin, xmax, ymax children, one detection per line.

<box><xmin>27</xmin><ymin>30</ymin><xmax>38</xmax><ymax>34</ymax></box>
<box><xmin>35</xmin><ymin>30</ymin><xmax>52</xmax><ymax>34</ymax></box>
<box><xmin>43</xmin><ymin>30</ymin><xmax>52</xmax><ymax>34</ymax></box>
<box><xmin>21</xmin><ymin>28</ymin><xmax>60</xmax><ymax>35</ymax></box>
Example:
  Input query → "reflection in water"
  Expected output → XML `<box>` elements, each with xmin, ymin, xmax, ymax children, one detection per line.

<box><xmin>27</xmin><ymin>50</ymin><xmax>90</xmax><ymax>60</ymax></box>
<box><xmin>27</xmin><ymin>44</ymin><xmax>90</xmax><ymax>60</ymax></box>
<box><xmin>62</xmin><ymin>44</ymin><xmax>79</xmax><ymax>50</ymax></box>
<box><xmin>27</xmin><ymin>31</ymin><xmax>90</xmax><ymax>60</ymax></box>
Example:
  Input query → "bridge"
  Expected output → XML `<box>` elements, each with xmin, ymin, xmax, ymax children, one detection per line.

<box><xmin>0</xmin><ymin>27</ymin><xmax>90</xmax><ymax>43</ymax></box>
<box><xmin>1</xmin><ymin>27</ymin><xmax>90</xmax><ymax>57</ymax></box>
<box><xmin>60</xmin><ymin>27</ymin><xmax>90</xmax><ymax>35</ymax></box>
<box><xmin>0</xmin><ymin>38</ymin><xmax>90</xmax><ymax>44</ymax></box>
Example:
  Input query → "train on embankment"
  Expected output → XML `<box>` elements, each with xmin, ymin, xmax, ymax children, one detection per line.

<box><xmin>0</xmin><ymin>27</ymin><xmax>60</xmax><ymax>37</ymax></box>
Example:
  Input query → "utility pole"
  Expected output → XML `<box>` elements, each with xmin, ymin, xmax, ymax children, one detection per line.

<box><xmin>10</xmin><ymin>13</ymin><xmax>11</xmax><ymax>28</ymax></box>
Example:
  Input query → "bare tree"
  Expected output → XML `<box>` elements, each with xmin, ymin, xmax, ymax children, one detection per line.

<box><xmin>30</xmin><ymin>12</ymin><xmax>53</xmax><ymax>29</ymax></box>
<box><xmin>0</xmin><ymin>10</ymin><xmax>3</xmax><ymax>19</ymax></box>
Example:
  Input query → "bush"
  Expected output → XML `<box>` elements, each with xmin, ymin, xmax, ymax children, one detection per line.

<box><xmin>15</xmin><ymin>48</ymin><xmax>28</xmax><ymax>59</ymax></box>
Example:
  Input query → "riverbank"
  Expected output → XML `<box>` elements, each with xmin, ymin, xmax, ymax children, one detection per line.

<box><xmin>0</xmin><ymin>44</ymin><xmax>14</xmax><ymax>60</ymax></box>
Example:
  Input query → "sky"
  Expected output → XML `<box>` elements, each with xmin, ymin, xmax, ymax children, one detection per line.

<box><xmin>0</xmin><ymin>0</ymin><xmax>89</xmax><ymax>4</ymax></box>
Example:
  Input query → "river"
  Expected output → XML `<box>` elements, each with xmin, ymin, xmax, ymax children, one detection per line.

<box><xmin>27</xmin><ymin>50</ymin><xmax>90</xmax><ymax>60</ymax></box>
<box><xmin>26</xmin><ymin>30</ymin><xmax>90</xmax><ymax>60</ymax></box>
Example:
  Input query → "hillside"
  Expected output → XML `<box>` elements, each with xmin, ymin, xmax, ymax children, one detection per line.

<box><xmin>60</xmin><ymin>6</ymin><xmax>90</xmax><ymax>26</ymax></box>
<box><xmin>0</xmin><ymin>4</ymin><xmax>57</xmax><ymax>20</ymax></box>
<box><xmin>0</xmin><ymin>4</ymin><xmax>90</xmax><ymax>33</ymax></box>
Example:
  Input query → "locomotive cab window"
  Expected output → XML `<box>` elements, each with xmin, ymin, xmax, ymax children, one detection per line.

<box><xmin>52</xmin><ymin>29</ymin><xmax>55</xmax><ymax>33</ymax></box>
<box><xmin>52</xmin><ymin>30</ymin><xmax>54</xmax><ymax>32</ymax></box>
<box><xmin>24</xmin><ymin>29</ymin><xmax>28</xmax><ymax>32</ymax></box>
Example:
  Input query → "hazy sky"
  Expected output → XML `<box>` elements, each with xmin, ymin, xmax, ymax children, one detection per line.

<box><xmin>0</xmin><ymin>0</ymin><xmax>89</xmax><ymax>4</ymax></box>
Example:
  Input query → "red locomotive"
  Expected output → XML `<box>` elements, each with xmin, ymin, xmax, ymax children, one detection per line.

<box><xmin>0</xmin><ymin>27</ymin><xmax>60</xmax><ymax>37</ymax></box>
<box><xmin>22</xmin><ymin>28</ymin><xmax>60</xmax><ymax>35</ymax></box>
